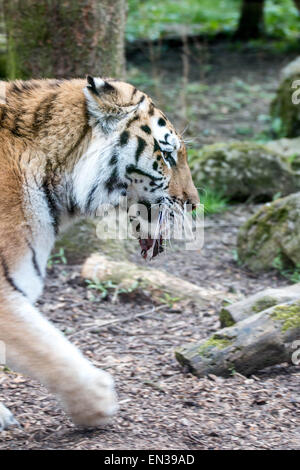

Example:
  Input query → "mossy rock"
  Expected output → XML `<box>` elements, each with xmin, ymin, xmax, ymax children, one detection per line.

<box><xmin>237</xmin><ymin>192</ymin><xmax>300</xmax><ymax>271</ymax></box>
<box><xmin>189</xmin><ymin>141</ymin><xmax>297</xmax><ymax>201</ymax></box>
<box><xmin>270</xmin><ymin>62</ymin><xmax>300</xmax><ymax>138</ymax></box>
<box><xmin>55</xmin><ymin>218</ymin><xmax>136</xmax><ymax>264</ymax></box>
<box><xmin>266</xmin><ymin>137</ymin><xmax>300</xmax><ymax>171</ymax></box>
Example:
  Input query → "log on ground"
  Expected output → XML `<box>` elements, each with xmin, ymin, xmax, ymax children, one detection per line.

<box><xmin>81</xmin><ymin>253</ymin><xmax>222</xmax><ymax>308</ymax></box>
<box><xmin>220</xmin><ymin>283</ymin><xmax>300</xmax><ymax>327</ymax></box>
<box><xmin>176</xmin><ymin>300</ymin><xmax>300</xmax><ymax>377</ymax></box>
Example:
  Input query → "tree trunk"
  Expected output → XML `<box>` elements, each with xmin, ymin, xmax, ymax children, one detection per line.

<box><xmin>234</xmin><ymin>0</ymin><xmax>265</xmax><ymax>40</ymax></box>
<box><xmin>176</xmin><ymin>301</ymin><xmax>300</xmax><ymax>377</ymax></box>
<box><xmin>2</xmin><ymin>0</ymin><xmax>126</xmax><ymax>80</ymax></box>
<box><xmin>293</xmin><ymin>0</ymin><xmax>300</xmax><ymax>14</ymax></box>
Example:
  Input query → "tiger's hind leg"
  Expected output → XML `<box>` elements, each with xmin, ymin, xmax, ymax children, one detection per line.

<box><xmin>0</xmin><ymin>403</ymin><xmax>19</xmax><ymax>431</ymax></box>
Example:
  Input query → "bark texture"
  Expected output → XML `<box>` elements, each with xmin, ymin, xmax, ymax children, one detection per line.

<box><xmin>176</xmin><ymin>300</ymin><xmax>300</xmax><ymax>377</ymax></box>
<box><xmin>81</xmin><ymin>253</ymin><xmax>222</xmax><ymax>308</ymax></box>
<box><xmin>235</xmin><ymin>0</ymin><xmax>265</xmax><ymax>40</ymax></box>
<box><xmin>220</xmin><ymin>284</ymin><xmax>300</xmax><ymax>327</ymax></box>
<box><xmin>3</xmin><ymin>0</ymin><xmax>126</xmax><ymax>79</ymax></box>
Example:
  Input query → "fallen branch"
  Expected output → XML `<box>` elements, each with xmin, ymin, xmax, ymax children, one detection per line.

<box><xmin>176</xmin><ymin>300</ymin><xmax>300</xmax><ymax>377</ymax></box>
<box><xmin>220</xmin><ymin>283</ymin><xmax>300</xmax><ymax>327</ymax></box>
<box><xmin>81</xmin><ymin>253</ymin><xmax>222</xmax><ymax>309</ymax></box>
<box><xmin>69</xmin><ymin>304</ymin><xmax>166</xmax><ymax>338</ymax></box>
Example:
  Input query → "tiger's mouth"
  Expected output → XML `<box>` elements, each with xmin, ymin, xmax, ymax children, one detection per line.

<box><xmin>139</xmin><ymin>236</ymin><xmax>164</xmax><ymax>260</ymax></box>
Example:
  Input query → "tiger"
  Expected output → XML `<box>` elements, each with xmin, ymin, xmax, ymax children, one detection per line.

<box><xmin>0</xmin><ymin>76</ymin><xmax>199</xmax><ymax>430</ymax></box>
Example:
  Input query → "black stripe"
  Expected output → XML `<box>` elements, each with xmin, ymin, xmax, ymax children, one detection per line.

<box><xmin>0</xmin><ymin>254</ymin><xmax>26</xmax><ymax>296</ymax></box>
<box><xmin>154</xmin><ymin>139</ymin><xmax>160</xmax><ymax>153</ymax></box>
<box><xmin>105</xmin><ymin>167</ymin><xmax>119</xmax><ymax>193</ymax></box>
<box><xmin>28</xmin><ymin>244</ymin><xmax>42</xmax><ymax>279</ymax></box>
<box><xmin>10</xmin><ymin>109</ymin><xmax>25</xmax><ymax>138</ymax></box>
<box><xmin>85</xmin><ymin>183</ymin><xmax>98</xmax><ymax>212</ymax></box>
<box><xmin>135</xmin><ymin>137</ymin><xmax>146</xmax><ymax>162</ymax></box>
<box><xmin>109</xmin><ymin>151</ymin><xmax>118</xmax><ymax>166</ymax></box>
<box><xmin>65</xmin><ymin>180</ymin><xmax>78</xmax><ymax>216</ymax></box>
<box><xmin>120</xmin><ymin>131</ymin><xmax>129</xmax><ymax>146</ymax></box>
<box><xmin>0</xmin><ymin>105</ymin><xmax>7</xmax><ymax>124</ymax></box>
<box><xmin>149</xmin><ymin>103</ymin><xmax>155</xmax><ymax>116</ymax></box>
<box><xmin>67</xmin><ymin>197</ymin><xmax>77</xmax><ymax>216</ymax></box>
<box><xmin>64</xmin><ymin>123</ymin><xmax>89</xmax><ymax>161</ymax></box>
<box><xmin>10</xmin><ymin>82</ymin><xmax>24</xmax><ymax>94</ymax></box>
<box><xmin>32</xmin><ymin>92</ymin><xmax>58</xmax><ymax>134</ymax></box>
<box><xmin>117</xmin><ymin>181</ymin><xmax>127</xmax><ymax>190</ymax></box>
<box><xmin>141</xmin><ymin>125</ymin><xmax>151</xmax><ymax>134</ymax></box>
<box><xmin>126</xmin><ymin>164</ymin><xmax>163</xmax><ymax>181</ymax></box>
<box><xmin>126</xmin><ymin>115</ymin><xmax>139</xmax><ymax>129</ymax></box>
<box><xmin>48</xmin><ymin>79</ymin><xmax>64</xmax><ymax>88</ymax></box>
<box><xmin>10</xmin><ymin>80</ymin><xmax>44</xmax><ymax>95</ymax></box>
<box><xmin>150</xmin><ymin>182</ymin><xmax>164</xmax><ymax>193</ymax></box>
<box><xmin>166</xmin><ymin>155</ymin><xmax>176</xmax><ymax>167</ymax></box>
<box><xmin>42</xmin><ymin>181</ymin><xmax>60</xmax><ymax>234</ymax></box>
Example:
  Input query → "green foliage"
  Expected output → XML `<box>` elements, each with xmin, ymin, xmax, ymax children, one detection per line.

<box><xmin>271</xmin><ymin>117</ymin><xmax>284</xmax><ymax>138</ymax></box>
<box><xmin>85</xmin><ymin>279</ymin><xmax>118</xmax><ymax>300</ymax></box>
<box><xmin>127</xmin><ymin>0</ymin><xmax>298</xmax><ymax>42</ymax></box>
<box><xmin>127</xmin><ymin>0</ymin><xmax>240</xmax><ymax>42</ymax></box>
<box><xmin>232</xmin><ymin>248</ymin><xmax>242</xmax><ymax>266</ymax></box>
<box><xmin>85</xmin><ymin>279</ymin><xmax>139</xmax><ymax>301</ymax></box>
<box><xmin>159</xmin><ymin>292</ymin><xmax>181</xmax><ymax>308</ymax></box>
<box><xmin>198</xmin><ymin>188</ymin><xmax>229</xmax><ymax>216</ymax></box>
<box><xmin>287</xmin><ymin>153</ymin><xmax>300</xmax><ymax>166</ymax></box>
<box><xmin>235</xmin><ymin>126</ymin><xmax>254</xmax><ymax>136</ymax></box>
<box><xmin>47</xmin><ymin>248</ymin><xmax>67</xmax><ymax>268</ymax></box>
<box><xmin>272</xmin><ymin>254</ymin><xmax>300</xmax><ymax>283</ymax></box>
<box><xmin>265</xmin><ymin>0</ymin><xmax>299</xmax><ymax>40</ymax></box>
<box><xmin>272</xmin><ymin>192</ymin><xmax>282</xmax><ymax>201</ymax></box>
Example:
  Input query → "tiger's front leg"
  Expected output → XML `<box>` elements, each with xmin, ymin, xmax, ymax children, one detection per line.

<box><xmin>0</xmin><ymin>403</ymin><xmax>19</xmax><ymax>431</ymax></box>
<box><xmin>0</xmin><ymin>291</ymin><xmax>118</xmax><ymax>427</ymax></box>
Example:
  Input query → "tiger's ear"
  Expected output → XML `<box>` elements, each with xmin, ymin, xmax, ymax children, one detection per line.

<box><xmin>86</xmin><ymin>76</ymin><xmax>115</xmax><ymax>96</ymax></box>
<box><xmin>84</xmin><ymin>75</ymin><xmax>138</xmax><ymax>132</ymax></box>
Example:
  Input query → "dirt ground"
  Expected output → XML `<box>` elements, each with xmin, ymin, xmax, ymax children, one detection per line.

<box><xmin>129</xmin><ymin>41</ymin><xmax>298</xmax><ymax>147</ymax></box>
<box><xmin>0</xmin><ymin>44</ymin><xmax>299</xmax><ymax>450</ymax></box>
<box><xmin>1</xmin><ymin>205</ymin><xmax>299</xmax><ymax>450</ymax></box>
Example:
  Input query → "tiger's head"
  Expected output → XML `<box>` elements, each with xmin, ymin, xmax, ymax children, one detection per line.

<box><xmin>82</xmin><ymin>76</ymin><xmax>199</xmax><ymax>258</ymax></box>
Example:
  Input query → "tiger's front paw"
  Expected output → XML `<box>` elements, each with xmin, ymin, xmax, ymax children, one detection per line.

<box><xmin>0</xmin><ymin>403</ymin><xmax>19</xmax><ymax>431</ymax></box>
<box><xmin>63</xmin><ymin>369</ymin><xmax>118</xmax><ymax>427</ymax></box>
